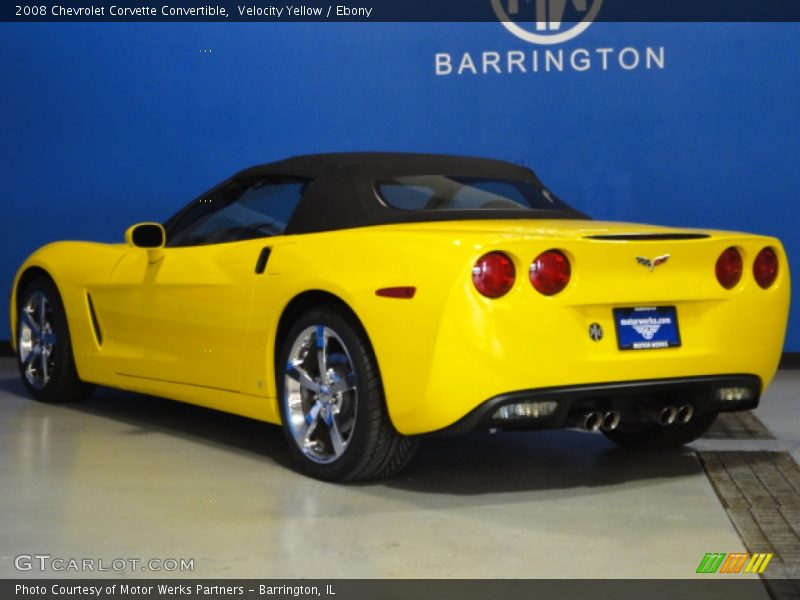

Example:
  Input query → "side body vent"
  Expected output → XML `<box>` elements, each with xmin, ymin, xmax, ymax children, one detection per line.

<box><xmin>86</xmin><ymin>293</ymin><xmax>103</xmax><ymax>346</ymax></box>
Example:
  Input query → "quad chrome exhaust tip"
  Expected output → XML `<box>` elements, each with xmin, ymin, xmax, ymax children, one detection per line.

<box><xmin>658</xmin><ymin>406</ymin><xmax>678</xmax><ymax>426</ymax></box>
<box><xmin>677</xmin><ymin>404</ymin><xmax>694</xmax><ymax>424</ymax></box>
<box><xmin>643</xmin><ymin>405</ymin><xmax>679</xmax><ymax>426</ymax></box>
<box><xmin>572</xmin><ymin>411</ymin><xmax>604</xmax><ymax>432</ymax></box>
<box><xmin>601</xmin><ymin>411</ymin><xmax>621</xmax><ymax>432</ymax></box>
<box><xmin>570</xmin><ymin>410</ymin><xmax>620</xmax><ymax>432</ymax></box>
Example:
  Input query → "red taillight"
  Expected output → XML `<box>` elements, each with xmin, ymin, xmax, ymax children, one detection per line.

<box><xmin>753</xmin><ymin>247</ymin><xmax>779</xmax><ymax>289</ymax></box>
<box><xmin>473</xmin><ymin>252</ymin><xmax>515</xmax><ymax>298</ymax></box>
<box><xmin>715</xmin><ymin>247</ymin><xmax>743</xmax><ymax>289</ymax></box>
<box><xmin>530</xmin><ymin>250</ymin><xmax>571</xmax><ymax>296</ymax></box>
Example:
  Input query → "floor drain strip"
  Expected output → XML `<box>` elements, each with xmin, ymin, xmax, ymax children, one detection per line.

<box><xmin>699</xmin><ymin>450</ymin><xmax>800</xmax><ymax>598</ymax></box>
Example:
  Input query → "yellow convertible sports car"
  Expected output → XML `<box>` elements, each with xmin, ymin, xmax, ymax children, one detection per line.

<box><xmin>9</xmin><ymin>153</ymin><xmax>791</xmax><ymax>481</ymax></box>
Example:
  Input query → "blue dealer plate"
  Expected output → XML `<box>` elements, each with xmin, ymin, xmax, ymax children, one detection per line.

<box><xmin>613</xmin><ymin>306</ymin><xmax>681</xmax><ymax>350</ymax></box>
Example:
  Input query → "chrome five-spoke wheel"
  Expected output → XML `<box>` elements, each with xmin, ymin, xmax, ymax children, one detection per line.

<box><xmin>18</xmin><ymin>290</ymin><xmax>58</xmax><ymax>390</ymax></box>
<box><xmin>284</xmin><ymin>325</ymin><xmax>358</xmax><ymax>464</ymax></box>
<box><xmin>16</xmin><ymin>275</ymin><xmax>92</xmax><ymax>404</ymax></box>
<box><xmin>278</xmin><ymin>307</ymin><xmax>418</xmax><ymax>481</ymax></box>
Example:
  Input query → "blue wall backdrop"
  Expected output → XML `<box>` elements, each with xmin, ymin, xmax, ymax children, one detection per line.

<box><xmin>1</xmin><ymin>22</ymin><xmax>798</xmax><ymax>349</ymax></box>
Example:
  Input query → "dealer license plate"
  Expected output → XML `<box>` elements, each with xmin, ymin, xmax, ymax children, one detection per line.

<box><xmin>613</xmin><ymin>306</ymin><xmax>681</xmax><ymax>350</ymax></box>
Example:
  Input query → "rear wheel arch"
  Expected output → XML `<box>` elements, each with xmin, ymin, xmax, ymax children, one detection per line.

<box><xmin>274</xmin><ymin>290</ymin><xmax>376</xmax><ymax>372</ymax></box>
<box><xmin>274</xmin><ymin>297</ymin><xmax>418</xmax><ymax>480</ymax></box>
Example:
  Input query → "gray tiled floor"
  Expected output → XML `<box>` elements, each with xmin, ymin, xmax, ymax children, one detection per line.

<box><xmin>703</xmin><ymin>412</ymin><xmax>774</xmax><ymax>440</ymax></box>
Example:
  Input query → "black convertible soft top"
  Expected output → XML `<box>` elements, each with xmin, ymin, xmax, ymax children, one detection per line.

<box><xmin>175</xmin><ymin>153</ymin><xmax>589</xmax><ymax>236</ymax></box>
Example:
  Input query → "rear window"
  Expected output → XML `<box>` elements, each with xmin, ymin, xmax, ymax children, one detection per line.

<box><xmin>376</xmin><ymin>176</ymin><xmax>567</xmax><ymax>212</ymax></box>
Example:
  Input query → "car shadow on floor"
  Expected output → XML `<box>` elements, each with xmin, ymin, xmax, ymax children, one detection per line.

<box><xmin>0</xmin><ymin>375</ymin><xmax>700</xmax><ymax>495</ymax></box>
<box><xmin>0</xmin><ymin>374</ymin><xmax>296</xmax><ymax>470</ymax></box>
<box><xmin>382</xmin><ymin>431</ymin><xmax>700</xmax><ymax>496</ymax></box>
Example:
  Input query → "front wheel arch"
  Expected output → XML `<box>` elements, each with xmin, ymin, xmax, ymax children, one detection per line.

<box><xmin>15</xmin><ymin>272</ymin><xmax>93</xmax><ymax>403</ymax></box>
<box><xmin>12</xmin><ymin>266</ymin><xmax>58</xmax><ymax>352</ymax></box>
<box><xmin>16</xmin><ymin>267</ymin><xmax>56</xmax><ymax>306</ymax></box>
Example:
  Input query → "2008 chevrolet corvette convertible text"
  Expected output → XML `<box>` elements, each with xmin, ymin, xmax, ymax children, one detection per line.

<box><xmin>9</xmin><ymin>153</ymin><xmax>791</xmax><ymax>481</ymax></box>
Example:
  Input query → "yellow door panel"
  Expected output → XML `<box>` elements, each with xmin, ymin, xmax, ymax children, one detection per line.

<box><xmin>92</xmin><ymin>240</ymin><xmax>264</xmax><ymax>391</ymax></box>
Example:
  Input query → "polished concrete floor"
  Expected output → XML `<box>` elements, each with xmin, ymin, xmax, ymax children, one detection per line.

<box><xmin>0</xmin><ymin>358</ymin><xmax>791</xmax><ymax>583</ymax></box>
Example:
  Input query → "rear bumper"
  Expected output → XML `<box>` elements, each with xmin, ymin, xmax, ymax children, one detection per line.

<box><xmin>431</xmin><ymin>374</ymin><xmax>761</xmax><ymax>435</ymax></box>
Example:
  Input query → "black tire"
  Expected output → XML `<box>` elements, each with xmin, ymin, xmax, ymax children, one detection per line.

<box><xmin>277</xmin><ymin>306</ymin><xmax>418</xmax><ymax>482</ymax></box>
<box><xmin>16</xmin><ymin>275</ymin><xmax>93</xmax><ymax>403</ymax></box>
<box><xmin>602</xmin><ymin>412</ymin><xmax>718</xmax><ymax>449</ymax></box>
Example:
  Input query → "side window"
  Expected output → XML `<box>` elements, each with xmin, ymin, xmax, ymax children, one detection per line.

<box><xmin>166</xmin><ymin>180</ymin><xmax>246</xmax><ymax>243</ymax></box>
<box><xmin>168</xmin><ymin>177</ymin><xmax>309</xmax><ymax>247</ymax></box>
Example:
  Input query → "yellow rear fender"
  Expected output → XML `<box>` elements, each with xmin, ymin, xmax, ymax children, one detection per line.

<box><xmin>241</xmin><ymin>232</ymin><xmax>472</xmax><ymax>424</ymax></box>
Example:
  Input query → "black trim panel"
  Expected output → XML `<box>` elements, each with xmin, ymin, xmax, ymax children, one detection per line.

<box><xmin>431</xmin><ymin>374</ymin><xmax>762</xmax><ymax>436</ymax></box>
<box><xmin>780</xmin><ymin>352</ymin><xmax>800</xmax><ymax>369</ymax></box>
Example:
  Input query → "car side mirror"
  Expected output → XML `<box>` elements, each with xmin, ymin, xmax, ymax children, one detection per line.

<box><xmin>125</xmin><ymin>222</ymin><xmax>166</xmax><ymax>263</ymax></box>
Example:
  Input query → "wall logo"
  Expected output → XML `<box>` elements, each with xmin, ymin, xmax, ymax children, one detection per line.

<box><xmin>491</xmin><ymin>0</ymin><xmax>603</xmax><ymax>45</ymax></box>
<box><xmin>434</xmin><ymin>0</ymin><xmax>665</xmax><ymax>76</ymax></box>
<box><xmin>696</xmin><ymin>552</ymin><xmax>773</xmax><ymax>574</ymax></box>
